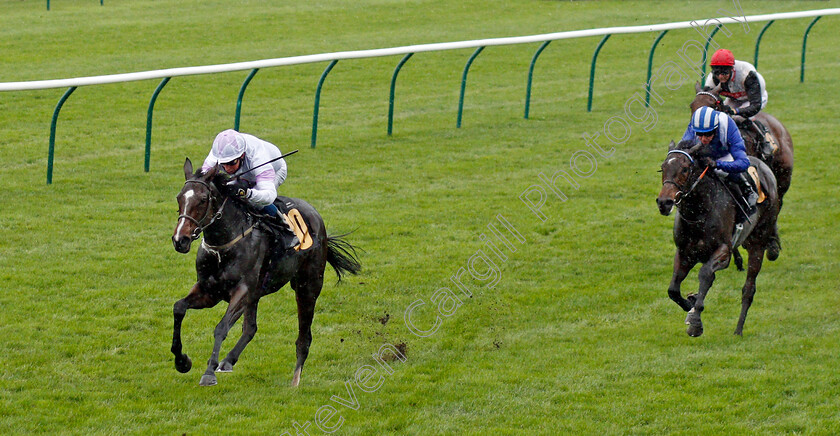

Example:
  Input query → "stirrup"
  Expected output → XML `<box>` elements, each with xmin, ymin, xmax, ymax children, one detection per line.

<box><xmin>732</xmin><ymin>223</ymin><xmax>744</xmax><ymax>247</ymax></box>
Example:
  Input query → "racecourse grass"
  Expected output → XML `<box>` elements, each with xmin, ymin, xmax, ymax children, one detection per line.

<box><xmin>1</xmin><ymin>0</ymin><xmax>839</xmax><ymax>434</ymax></box>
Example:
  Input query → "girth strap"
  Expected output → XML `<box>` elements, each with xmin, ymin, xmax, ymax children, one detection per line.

<box><xmin>201</xmin><ymin>223</ymin><xmax>257</xmax><ymax>251</ymax></box>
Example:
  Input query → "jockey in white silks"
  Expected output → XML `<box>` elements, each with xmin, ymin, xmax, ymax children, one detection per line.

<box><xmin>201</xmin><ymin>129</ymin><xmax>298</xmax><ymax>249</ymax></box>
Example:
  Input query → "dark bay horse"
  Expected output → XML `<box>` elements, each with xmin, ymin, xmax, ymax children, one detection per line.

<box><xmin>657</xmin><ymin>140</ymin><xmax>780</xmax><ymax>336</ymax></box>
<box><xmin>171</xmin><ymin>158</ymin><xmax>361</xmax><ymax>386</ymax></box>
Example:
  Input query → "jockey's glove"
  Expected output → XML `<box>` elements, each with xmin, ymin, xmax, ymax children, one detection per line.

<box><xmin>720</xmin><ymin>105</ymin><xmax>736</xmax><ymax>116</ymax></box>
<box><xmin>223</xmin><ymin>179</ymin><xmax>251</xmax><ymax>199</ymax></box>
<box><xmin>701</xmin><ymin>157</ymin><xmax>717</xmax><ymax>168</ymax></box>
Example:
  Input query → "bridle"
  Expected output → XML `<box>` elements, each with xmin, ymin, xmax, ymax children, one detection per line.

<box><xmin>662</xmin><ymin>150</ymin><xmax>710</xmax><ymax>206</ymax></box>
<box><xmin>178</xmin><ymin>179</ymin><xmax>229</xmax><ymax>241</ymax></box>
<box><xmin>695</xmin><ymin>91</ymin><xmax>723</xmax><ymax>111</ymax></box>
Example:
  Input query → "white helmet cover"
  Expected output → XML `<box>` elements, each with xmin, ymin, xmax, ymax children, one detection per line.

<box><xmin>211</xmin><ymin>129</ymin><xmax>246</xmax><ymax>163</ymax></box>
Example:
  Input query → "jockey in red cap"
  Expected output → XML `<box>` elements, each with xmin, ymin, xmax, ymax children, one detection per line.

<box><xmin>706</xmin><ymin>49</ymin><xmax>773</xmax><ymax>162</ymax></box>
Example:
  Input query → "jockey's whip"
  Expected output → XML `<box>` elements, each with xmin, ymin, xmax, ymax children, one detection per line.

<box><xmin>233</xmin><ymin>149</ymin><xmax>299</xmax><ymax>177</ymax></box>
<box><xmin>712</xmin><ymin>171</ymin><xmax>753</xmax><ymax>225</ymax></box>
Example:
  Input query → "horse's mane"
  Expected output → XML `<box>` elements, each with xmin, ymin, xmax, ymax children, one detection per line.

<box><xmin>676</xmin><ymin>139</ymin><xmax>714</xmax><ymax>160</ymax></box>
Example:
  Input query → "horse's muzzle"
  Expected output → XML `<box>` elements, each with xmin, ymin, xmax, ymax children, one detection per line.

<box><xmin>656</xmin><ymin>197</ymin><xmax>674</xmax><ymax>216</ymax></box>
<box><xmin>172</xmin><ymin>235</ymin><xmax>192</xmax><ymax>254</ymax></box>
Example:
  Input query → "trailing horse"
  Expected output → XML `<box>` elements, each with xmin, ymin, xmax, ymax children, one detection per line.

<box><xmin>656</xmin><ymin>141</ymin><xmax>780</xmax><ymax>336</ymax></box>
<box><xmin>171</xmin><ymin>158</ymin><xmax>361</xmax><ymax>386</ymax></box>
<box><xmin>690</xmin><ymin>82</ymin><xmax>793</xmax><ymax>203</ymax></box>
<box><xmin>690</xmin><ymin>83</ymin><xmax>791</xmax><ymax>269</ymax></box>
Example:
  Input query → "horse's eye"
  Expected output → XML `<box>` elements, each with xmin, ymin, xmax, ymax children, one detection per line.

<box><xmin>681</xmin><ymin>167</ymin><xmax>689</xmax><ymax>173</ymax></box>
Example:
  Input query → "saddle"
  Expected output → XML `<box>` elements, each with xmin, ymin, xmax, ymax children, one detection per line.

<box><xmin>258</xmin><ymin>198</ymin><xmax>314</xmax><ymax>253</ymax></box>
<box><xmin>737</xmin><ymin>119</ymin><xmax>778</xmax><ymax>163</ymax></box>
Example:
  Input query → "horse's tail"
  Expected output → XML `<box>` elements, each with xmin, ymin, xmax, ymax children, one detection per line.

<box><xmin>326</xmin><ymin>233</ymin><xmax>362</xmax><ymax>282</ymax></box>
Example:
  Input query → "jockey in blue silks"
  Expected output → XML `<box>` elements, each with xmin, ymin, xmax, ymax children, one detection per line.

<box><xmin>682</xmin><ymin>106</ymin><xmax>757</xmax><ymax>220</ymax></box>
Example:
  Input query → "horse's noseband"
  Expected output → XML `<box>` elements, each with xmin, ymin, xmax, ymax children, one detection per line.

<box><xmin>178</xmin><ymin>179</ymin><xmax>228</xmax><ymax>240</ymax></box>
<box><xmin>662</xmin><ymin>150</ymin><xmax>697</xmax><ymax>205</ymax></box>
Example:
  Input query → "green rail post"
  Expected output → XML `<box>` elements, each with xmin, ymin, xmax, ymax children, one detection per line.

<box><xmin>753</xmin><ymin>20</ymin><xmax>775</xmax><ymax>68</ymax></box>
<box><xmin>235</xmin><ymin>68</ymin><xmax>259</xmax><ymax>131</ymax></box>
<box><xmin>587</xmin><ymin>34</ymin><xmax>611</xmax><ymax>112</ymax></box>
<box><xmin>456</xmin><ymin>46</ymin><xmax>485</xmax><ymax>128</ymax></box>
<box><xmin>645</xmin><ymin>30</ymin><xmax>668</xmax><ymax>106</ymax></box>
<box><xmin>47</xmin><ymin>86</ymin><xmax>77</xmax><ymax>184</ymax></box>
<box><xmin>700</xmin><ymin>25</ymin><xmax>722</xmax><ymax>77</ymax></box>
<box><xmin>47</xmin><ymin>0</ymin><xmax>49</xmax><ymax>10</ymax></box>
<box><xmin>311</xmin><ymin>60</ymin><xmax>338</xmax><ymax>148</ymax></box>
<box><xmin>524</xmin><ymin>41</ymin><xmax>552</xmax><ymax>119</ymax></box>
<box><xmin>801</xmin><ymin>16</ymin><xmax>823</xmax><ymax>83</ymax></box>
<box><xmin>145</xmin><ymin>77</ymin><xmax>170</xmax><ymax>173</ymax></box>
<box><xmin>388</xmin><ymin>53</ymin><xmax>414</xmax><ymax>136</ymax></box>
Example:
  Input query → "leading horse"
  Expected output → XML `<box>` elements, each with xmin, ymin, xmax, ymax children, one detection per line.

<box><xmin>657</xmin><ymin>140</ymin><xmax>780</xmax><ymax>336</ymax></box>
<box><xmin>171</xmin><ymin>158</ymin><xmax>361</xmax><ymax>386</ymax></box>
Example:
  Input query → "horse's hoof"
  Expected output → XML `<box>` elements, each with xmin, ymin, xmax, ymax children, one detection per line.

<box><xmin>199</xmin><ymin>374</ymin><xmax>217</xmax><ymax>386</ymax></box>
<box><xmin>216</xmin><ymin>361</ymin><xmax>234</xmax><ymax>373</ymax></box>
<box><xmin>767</xmin><ymin>241</ymin><xmax>781</xmax><ymax>261</ymax></box>
<box><xmin>175</xmin><ymin>355</ymin><xmax>192</xmax><ymax>374</ymax></box>
<box><xmin>686</xmin><ymin>325</ymin><xmax>704</xmax><ymax>337</ymax></box>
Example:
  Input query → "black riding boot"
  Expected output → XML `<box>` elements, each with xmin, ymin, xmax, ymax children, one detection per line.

<box><xmin>275</xmin><ymin>215</ymin><xmax>300</xmax><ymax>250</ymax></box>
<box><xmin>745</xmin><ymin>118</ymin><xmax>774</xmax><ymax>164</ymax></box>
<box><xmin>735</xmin><ymin>173</ymin><xmax>758</xmax><ymax>220</ymax></box>
<box><xmin>262</xmin><ymin>205</ymin><xmax>299</xmax><ymax>250</ymax></box>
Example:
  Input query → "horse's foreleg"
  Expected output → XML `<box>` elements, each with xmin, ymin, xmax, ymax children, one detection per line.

<box><xmin>199</xmin><ymin>283</ymin><xmax>249</xmax><ymax>387</ymax></box>
<box><xmin>217</xmin><ymin>301</ymin><xmax>259</xmax><ymax>372</ymax></box>
<box><xmin>668</xmin><ymin>251</ymin><xmax>696</xmax><ymax>312</ymax></box>
<box><xmin>735</xmin><ymin>247</ymin><xmax>764</xmax><ymax>336</ymax></box>
<box><xmin>686</xmin><ymin>244</ymin><xmax>731</xmax><ymax>337</ymax></box>
<box><xmin>172</xmin><ymin>283</ymin><xmax>218</xmax><ymax>374</ymax></box>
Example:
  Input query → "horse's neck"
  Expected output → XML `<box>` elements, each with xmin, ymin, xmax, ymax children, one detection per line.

<box><xmin>203</xmin><ymin>199</ymin><xmax>254</xmax><ymax>245</ymax></box>
<box><xmin>678</xmin><ymin>176</ymin><xmax>724</xmax><ymax>223</ymax></box>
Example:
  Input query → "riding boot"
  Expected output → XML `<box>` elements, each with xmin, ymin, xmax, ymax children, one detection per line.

<box><xmin>737</xmin><ymin>173</ymin><xmax>758</xmax><ymax>218</ymax></box>
<box><xmin>262</xmin><ymin>204</ymin><xmax>300</xmax><ymax>250</ymax></box>
<box><xmin>747</xmin><ymin>118</ymin><xmax>774</xmax><ymax>164</ymax></box>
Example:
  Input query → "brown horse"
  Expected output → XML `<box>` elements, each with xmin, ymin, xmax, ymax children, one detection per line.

<box><xmin>657</xmin><ymin>140</ymin><xmax>780</xmax><ymax>336</ymax></box>
<box><xmin>171</xmin><ymin>158</ymin><xmax>361</xmax><ymax>386</ymax></box>
<box><xmin>691</xmin><ymin>83</ymin><xmax>791</xmax><ymax>269</ymax></box>
<box><xmin>691</xmin><ymin>82</ymin><xmax>793</xmax><ymax>203</ymax></box>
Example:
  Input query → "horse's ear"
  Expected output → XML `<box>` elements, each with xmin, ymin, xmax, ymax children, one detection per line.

<box><xmin>687</xmin><ymin>142</ymin><xmax>706</xmax><ymax>156</ymax></box>
<box><xmin>204</xmin><ymin>164</ymin><xmax>218</xmax><ymax>179</ymax></box>
<box><xmin>668</xmin><ymin>140</ymin><xmax>677</xmax><ymax>151</ymax></box>
<box><xmin>694</xmin><ymin>81</ymin><xmax>702</xmax><ymax>93</ymax></box>
<box><xmin>184</xmin><ymin>158</ymin><xmax>193</xmax><ymax>180</ymax></box>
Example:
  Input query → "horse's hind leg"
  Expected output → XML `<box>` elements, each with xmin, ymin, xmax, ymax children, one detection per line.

<box><xmin>290</xmin><ymin>273</ymin><xmax>324</xmax><ymax>387</ymax></box>
<box><xmin>735</xmin><ymin>247</ymin><xmax>764</xmax><ymax>336</ymax></box>
<box><xmin>172</xmin><ymin>283</ymin><xmax>219</xmax><ymax>374</ymax></box>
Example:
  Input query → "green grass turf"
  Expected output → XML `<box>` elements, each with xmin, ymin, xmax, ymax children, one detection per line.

<box><xmin>1</xmin><ymin>0</ymin><xmax>839</xmax><ymax>434</ymax></box>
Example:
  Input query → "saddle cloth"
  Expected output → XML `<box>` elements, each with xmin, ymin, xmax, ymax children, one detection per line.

<box><xmin>271</xmin><ymin>197</ymin><xmax>314</xmax><ymax>252</ymax></box>
<box><xmin>746</xmin><ymin>166</ymin><xmax>766</xmax><ymax>204</ymax></box>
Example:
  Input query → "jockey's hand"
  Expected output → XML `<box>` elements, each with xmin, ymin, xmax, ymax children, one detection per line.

<box><xmin>223</xmin><ymin>179</ymin><xmax>250</xmax><ymax>199</ymax></box>
<box><xmin>701</xmin><ymin>157</ymin><xmax>717</xmax><ymax>169</ymax></box>
<box><xmin>720</xmin><ymin>105</ymin><xmax>736</xmax><ymax>116</ymax></box>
